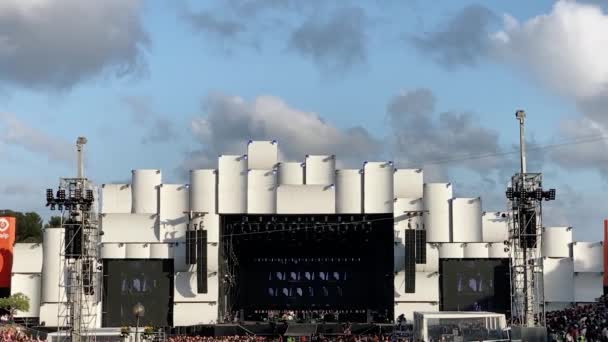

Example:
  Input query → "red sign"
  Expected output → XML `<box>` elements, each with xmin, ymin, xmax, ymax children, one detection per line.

<box><xmin>0</xmin><ymin>216</ymin><xmax>15</xmax><ymax>288</ymax></box>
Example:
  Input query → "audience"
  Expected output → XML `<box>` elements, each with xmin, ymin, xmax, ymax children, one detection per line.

<box><xmin>0</xmin><ymin>326</ymin><xmax>44</xmax><ymax>342</ymax></box>
<box><xmin>546</xmin><ymin>295</ymin><xmax>608</xmax><ymax>342</ymax></box>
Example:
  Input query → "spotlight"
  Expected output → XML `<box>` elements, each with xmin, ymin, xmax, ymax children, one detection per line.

<box><xmin>58</xmin><ymin>204</ymin><xmax>63</xmax><ymax>211</ymax></box>
<box><xmin>58</xmin><ymin>189</ymin><xmax>66</xmax><ymax>201</ymax></box>
<box><xmin>74</xmin><ymin>188</ymin><xmax>82</xmax><ymax>200</ymax></box>
<box><xmin>50</xmin><ymin>204</ymin><xmax>56</xmax><ymax>211</ymax></box>
<box><xmin>506</xmin><ymin>187</ymin><xmax>514</xmax><ymax>200</ymax></box>
<box><xmin>46</xmin><ymin>189</ymin><xmax>54</xmax><ymax>202</ymax></box>
<box><xmin>535</xmin><ymin>188</ymin><xmax>543</xmax><ymax>201</ymax></box>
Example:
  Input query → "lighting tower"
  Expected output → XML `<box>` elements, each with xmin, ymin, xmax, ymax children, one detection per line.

<box><xmin>46</xmin><ymin>137</ymin><xmax>100</xmax><ymax>342</ymax></box>
<box><xmin>506</xmin><ymin>111</ymin><xmax>555</xmax><ymax>329</ymax></box>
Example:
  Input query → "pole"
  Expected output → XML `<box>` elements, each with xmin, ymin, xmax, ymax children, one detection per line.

<box><xmin>135</xmin><ymin>316</ymin><xmax>139</xmax><ymax>342</ymax></box>
<box><xmin>516</xmin><ymin>111</ymin><xmax>526</xmax><ymax>175</ymax></box>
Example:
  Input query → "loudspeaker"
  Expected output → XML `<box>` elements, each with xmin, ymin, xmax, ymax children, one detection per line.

<box><xmin>415</xmin><ymin>230</ymin><xmax>427</xmax><ymax>264</ymax></box>
<box><xmin>196</xmin><ymin>230</ymin><xmax>208</xmax><ymax>294</ymax></box>
<box><xmin>186</xmin><ymin>230</ymin><xmax>196</xmax><ymax>265</ymax></box>
<box><xmin>64</xmin><ymin>223</ymin><xmax>82</xmax><ymax>258</ymax></box>
<box><xmin>83</xmin><ymin>259</ymin><xmax>94</xmax><ymax>295</ymax></box>
<box><xmin>520</xmin><ymin>210</ymin><xmax>537</xmax><ymax>248</ymax></box>
<box><xmin>405</xmin><ymin>230</ymin><xmax>416</xmax><ymax>293</ymax></box>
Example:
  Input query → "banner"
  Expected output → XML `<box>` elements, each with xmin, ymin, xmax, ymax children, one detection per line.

<box><xmin>0</xmin><ymin>216</ymin><xmax>16</xmax><ymax>289</ymax></box>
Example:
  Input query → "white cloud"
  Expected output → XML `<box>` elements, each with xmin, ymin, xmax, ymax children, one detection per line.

<box><xmin>0</xmin><ymin>0</ymin><xmax>149</xmax><ymax>89</ymax></box>
<box><xmin>490</xmin><ymin>1</ymin><xmax>608</xmax><ymax>98</ymax></box>
<box><xmin>0</xmin><ymin>112</ymin><xmax>74</xmax><ymax>164</ymax></box>
<box><xmin>182</xmin><ymin>92</ymin><xmax>381</xmax><ymax>170</ymax></box>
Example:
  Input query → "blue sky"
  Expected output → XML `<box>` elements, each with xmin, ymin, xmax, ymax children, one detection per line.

<box><xmin>1</xmin><ymin>0</ymin><xmax>606</xmax><ymax>240</ymax></box>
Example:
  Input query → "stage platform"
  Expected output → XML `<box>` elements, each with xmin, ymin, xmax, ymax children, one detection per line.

<box><xmin>170</xmin><ymin>322</ymin><xmax>405</xmax><ymax>337</ymax></box>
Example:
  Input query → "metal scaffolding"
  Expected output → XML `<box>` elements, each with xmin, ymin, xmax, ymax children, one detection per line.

<box><xmin>47</xmin><ymin>137</ymin><xmax>100</xmax><ymax>342</ymax></box>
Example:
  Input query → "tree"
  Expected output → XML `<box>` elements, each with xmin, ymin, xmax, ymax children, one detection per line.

<box><xmin>0</xmin><ymin>210</ymin><xmax>43</xmax><ymax>243</ymax></box>
<box><xmin>0</xmin><ymin>293</ymin><xmax>30</xmax><ymax>320</ymax></box>
<box><xmin>44</xmin><ymin>216</ymin><xmax>62</xmax><ymax>229</ymax></box>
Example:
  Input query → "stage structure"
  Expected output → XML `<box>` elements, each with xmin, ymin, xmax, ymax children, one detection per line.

<box><xmin>45</xmin><ymin>137</ymin><xmax>100</xmax><ymax>342</ymax></box>
<box><xmin>7</xmin><ymin>136</ymin><xmax>604</xmax><ymax>332</ymax></box>
<box><xmin>506</xmin><ymin>111</ymin><xmax>555</xmax><ymax>329</ymax></box>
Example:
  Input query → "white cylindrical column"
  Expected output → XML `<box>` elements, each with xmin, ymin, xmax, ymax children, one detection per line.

<box><xmin>363</xmin><ymin>161</ymin><xmax>394</xmax><ymax>213</ymax></box>
<box><xmin>247</xmin><ymin>169</ymin><xmax>277</xmax><ymax>214</ymax></box>
<box><xmin>335</xmin><ymin>169</ymin><xmax>362</xmax><ymax>214</ymax></box>
<box><xmin>542</xmin><ymin>227</ymin><xmax>572</xmax><ymax>258</ymax></box>
<box><xmin>131</xmin><ymin>169</ymin><xmax>162</xmax><ymax>214</ymax></box>
<box><xmin>218</xmin><ymin>155</ymin><xmax>248</xmax><ymax>214</ymax></box>
<box><xmin>305</xmin><ymin>155</ymin><xmax>335</xmax><ymax>185</ymax></box>
<box><xmin>278</xmin><ymin>162</ymin><xmax>304</xmax><ymax>185</ymax></box>
<box><xmin>423</xmin><ymin>183</ymin><xmax>453</xmax><ymax>242</ymax></box>
<box><xmin>42</xmin><ymin>228</ymin><xmax>64</xmax><ymax>303</ymax></box>
<box><xmin>451</xmin><ymin>198</ymin><xmax>482</xmax><ymax>243</ymax></box>
<box><xmin>190</xmin><ymin>170</ymin><xmax>217</xmax><ymax>213</ymax></box>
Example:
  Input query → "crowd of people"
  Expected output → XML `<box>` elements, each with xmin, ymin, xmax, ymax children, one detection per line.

<box><xmin>546</xmin><ymin>295</ymin><xmax>608</xmax><ymax>342</ymax></box>
<box><xmin>0</xmin><ymin>326</ymin><xmax>44</xmax><ymax>342</ymax></box>
<box><xmin>167</xmin><ymin>335</ymin><xmax>395</xmax><ymax>342</ymax></box>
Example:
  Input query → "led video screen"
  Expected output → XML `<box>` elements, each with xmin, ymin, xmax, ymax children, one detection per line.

<box><xmin>102</xmin><ymin>259</ymin><xmax>173</xmax><ymax>327</ymax></box>
<box><xmin>440</xmin><ymin>259</ymin><xmax>510</xmax><ymax>313</ymax></box>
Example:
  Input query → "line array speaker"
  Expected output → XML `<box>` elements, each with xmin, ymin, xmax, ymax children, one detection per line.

<box><xmin>405</xmin><ymin>230</ymin><xmax>416</xmax><ymax>293</ymax></box>
<box><xmin>196</xmin><ymin>230</ymin><xmax>208</xmax><ymax>294</ymax></box>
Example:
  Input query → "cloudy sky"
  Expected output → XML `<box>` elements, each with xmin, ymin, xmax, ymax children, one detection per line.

<box><xmin>1</xmin><ymin>0</ymin><xmax>606</xmax><ymax>240</ymax></box>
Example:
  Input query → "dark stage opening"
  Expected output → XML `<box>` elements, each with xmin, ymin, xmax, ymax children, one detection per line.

<box><xmin>102</xmin><ymin>259</ymin><xmax>174</xmax><ymax>327</ymax></box>
<box><xmin>440</xmin><ymin>259</ymin><xmax>510</xmax><ymax>314</ymax></box>
<box><xmin>220</xmin><ymin>214</ymin><xmax>394</xmax><ymax>323</ymax></box>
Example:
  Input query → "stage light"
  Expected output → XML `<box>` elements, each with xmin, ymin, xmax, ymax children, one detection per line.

<box><xmin>74</xmin><ymin>188</ymin><xmax>82</xmax><ymax>200</ymax></box>
<box><xmin>86</xmin><ymin>190</ymin><xmax>94</xmax><ymax>201</ymax></box>
<box><xmin>46</xmin><ymin>189</ymin><xmax>54</xmax><ymax>202</ymax></box>
<box><xmin>58</xmin><ymin>204</ymin><xmax>63</xmax><ymax>211</ymax></box>
<box><xmin>58</xmin><ymin>189</ymin><xmax>66</xmax><ymax>201</ymax></box>
<box><xmin>506</xmin><ymin>187</ymin><xmax>514</xmax><ymax>200</ymax></box>
<box><xmin>535</xmin><ymin>188</ymin><xmax>543</xmax><ymax>201</ymax></box>
<box><xmin>50</xmin><ymin>204</ymin><xmax>56</xmax><ymax>210</ymax></box>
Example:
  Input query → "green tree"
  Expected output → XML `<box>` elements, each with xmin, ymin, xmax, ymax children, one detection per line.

<box><xmin>0</xmin><ymin>293</ymin><xmax>30</xmax><ymax>320</ymax></box>
<box><xmin>44</xmin><ymin>216</ymin><xmax>62</xmax><ymax>229</ymax></box>
<box><xmin>0</xmin><ymin>210</ymin><xmax>43</xmax><ymax>243</ymax></box>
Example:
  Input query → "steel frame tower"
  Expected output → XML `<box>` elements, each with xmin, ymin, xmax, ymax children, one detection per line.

<box><xmin>506</xmin><ymin>111</ymin><xmax>555</xmax><ymax>328</ymax></box>
<box><xmin>46</xmin><ymin>137</ymin><xmax>100</xmax><ymax>342</ymax></box>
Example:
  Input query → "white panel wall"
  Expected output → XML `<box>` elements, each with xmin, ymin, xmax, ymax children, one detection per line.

<box><xmin>574</xmin><ymin>273</ymin><xmax>603</xmax><ymax>303</ymax></box>
<box><xmin>247</xmin><ymin>169</ymin><xmax>277</xmax><ymax>214</ymax></box>
<box><xmin>463</xmin><ymin>243</ymin><xmax>489</xmax><ymax>259</ymax></box>
<box><xmin>159</xmin><ymin>184</ymin><xmax>189</xmax><ymax>242</ymax></box>
<box><xmin>191</xmin><ymin>214</ymin><xmax>220</xmax><ymax>244</ymax></box>
<box><xmin>131</xmin><ymin>169</ymin><xmax>161</xmax><ymax>214</ymax></box>
<box><xmin>11</xmin><ymin>274</ymin><xmax>41</xmax><ymax>317</ymax></box>
<box><xmin>190</xmin><ymin>169</ymin><xmax>217</xmax><ymax>214</ymax></box>
<box><xmin>488</xmin><ymin>243</ymin><xmax>509</xmax><ymax>259</ymax></box>
<box><xmin>125</xmin><ymin>243</ymin><xmax>151</xmax><ymax>259</ymax></box>
<box><xmin>39</xmin><ymin>303</ymin><xmax>69</xmax><ymax>327</ymax></box>
<box><xmin>277</xmin><ymin>185</ymin><xmax>336</xmax><ymax>214</ymax></box>
<box><xmin>218</xmin><ymin>155</ymin><xmax>248</xmax><ymax>214</ymax></box>
<box><xmin>278</xmin><ymin>162</ymin><xmax>304</xmax><ymax>185</ymax></box>
<box><xmin>174</xmin><ymin>272</ymin><xmax>219</xmax><ymax>303</ymax></box>
<box><xmin>42</xmin><ymin>228</ymin><xmax>64</xmax><ymax>303</ymax></box>
<box><xmin>439</xmin><ymin>243</ymin><xmax>464</xmax><ymax>259</ymax></box>
<box><xmin>12</xmin><ymin>243</ymin><xmax>42</xmax><ymax>273</ymax></box>
<box><xmin>190</xmin><ymin>170</ymin><xmax>220</xmax><ymax>243</ymax></box>
<box><xmin>394</xmin><ymin>198</ymin><xmax>423</xmax><ymax>230</ymax></box>
<box><xmin>573</xmin><ymin>242</ymin><xmax>603</xmax><ymax>273</ymax></box>
<box><xmin>101</xmin><ymin>214</ymin><xmax>159</xmax><ymax>243</ymax></box>
<box><xmin>424</xmin><ymin>183</ymin><xmax>452</xmax><ymax>242</ymax></box>
<box><xmin>545</xmin><ymin>302</ymin><xmax>573</xmax><ymax>312</ymax></box>
<box><xmin>363</xmin><ymin>162</ymin><xmax>394</xmax><ymax>214</ymax></box>
<box><xmin>150</xmin><ymin>243</ymin><xmax>171</xmax><ymax>259</ymax></box>
<box><xmin>174</xmin><ymin>303</ymin><xmax>218</xmax><ymax>325</ymax></box>
<box><xmin>482</xmin><ymin>212</ymin><xmax>509</xmax><ymax>243</ymax></box>
<box><xmin>305</xmin><ymin>155</ymin><xmax>335</xmax><ymax>185</ymax></box>
<box><xmin>542</xmin><ymin>227</ymin><xmax>572</xmax><ymax>258</ymax></box>
<box><xmin>247</xmin><ymin>140</ymin><xmax>278</xmax><ymax>169</ymax></box>
<box><xmin>394</xmin><ymin>169</ymin><xmax>423</xmax><ymax>199</ymax></box>
<box><xmin>395</xmin><ymin>302</ymin><xmax>438</xmax><ymax>322</ymax></box>
<box><xmin>416</xmin><ymin>244</ymin><xmax>440</xmax><ymax>273</ymax></box>
<box><xmin>451</xmin><ymin>198</ymin><xmax>482</xmax><ymax>243</ymax></box>
<box><xmin>171</xmin><ymin>240</ymin><xmax>188</xmax><ymax>273</ymax></box>
<box><xmin>543</xmin><ymin>258</ymin><xmax>574</xmax><ymax>302</ymax></box>
<box><xmin>394</xmin><ymin>271</ymin><xmax>440</xmax><ymax>302</ymax></box>
<box><xmin>100</xmin><ymin>243</ymin><xmax>126</xmax><ymax>259</ymax></box>
<box><xmin>335</xmin><ymin>169</ymin><xmax>362</xmax><ymax>214</ymax></box>
<box><xmin>101</xmin><ymin>184</ymin><xmax>132</xmax><ymax>214</ymax></box>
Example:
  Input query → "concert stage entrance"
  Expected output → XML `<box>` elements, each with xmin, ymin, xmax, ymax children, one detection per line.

<box><xmin>219</xmin><ymin>214</ymin><xmax>394</xmax><ymax>323</ymax></box>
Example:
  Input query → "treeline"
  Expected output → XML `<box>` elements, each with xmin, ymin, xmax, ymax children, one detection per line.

<box><xmin>0</xmin><ymin>210</ymin><xmax>61</xmax><ymax>243</ymax></box>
